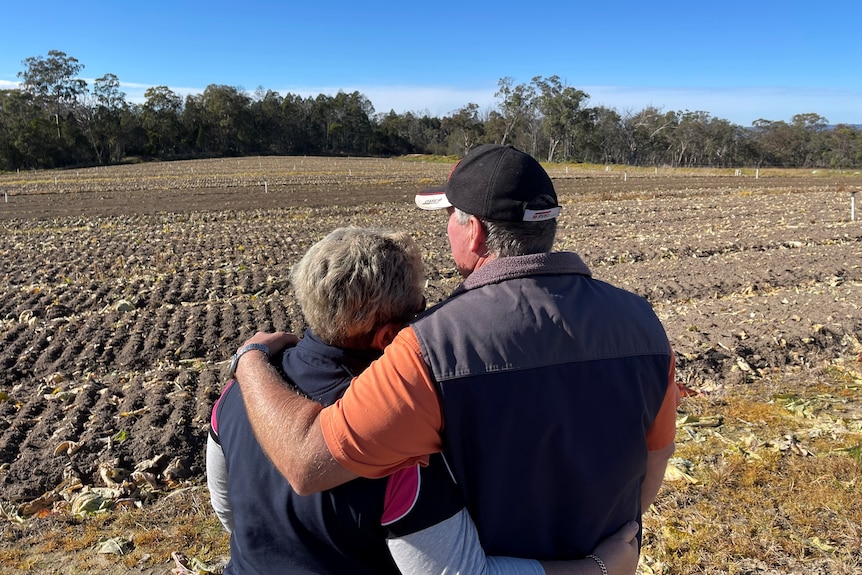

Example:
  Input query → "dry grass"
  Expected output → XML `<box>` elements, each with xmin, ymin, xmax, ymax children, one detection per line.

<box><xmin>642</xmin><ymin>362</ymin><xmax>862</xmax><ymax>574</ymax></box>
<box><xmin>0</xmin><ymin>487</ymin><xmax>229</xmax><ymax>573</ymax></box>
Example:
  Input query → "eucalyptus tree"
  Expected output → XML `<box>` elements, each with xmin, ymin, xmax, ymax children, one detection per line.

<box><xmin>790</xmin><ymin>113</ymin><xmax>829</xmax><ymax>167</ymax></box>
<box><xmin>281</xmin><ymin>93</ymin><xmax>314</xmax><ymax>154</ymax></box>
<box><xmin>622</xmin><ymin>106</ymin><xmax>676</xmax><ymax>165</ymax></box>
<box><xmin>195</xmin><ymin>85</ymin><xmax>253</xmax><ymax>156</ymax></box>
<box><xmin>412</xmin><ymin>113</ymin><xmax>445</xmax><ymax>155</ymax></box>
<box><xmin>82</xmin><ymin>73</ymin><xmax>130</xmax><ymax>163</ymax></box>
<box><xmin>372</xmin><ymin>110</ymin><xmax>416</xmax><ymax>155</ymax></box>
<box><xmin>328</xmin><ymin>91</ymin><xmax>375</xmax><ymax>155</ymax></box>
<box><xmin>751</xmin><ymin>114</ymin><xmax>834</xmax><ymax>167</ymax></box>
<box><xmin>495</xmin><ymin>77</ymin><xmax>537</xmax><ymax>146</ymax></box>
<box><xmin>0</xmin><ymin>89</ymin><xmax>49</xmax><ymax>169</ymax></box>
<box><xmin>482</xmin><ymin>109</ymin><xmax>506</xmax><ymax>147</ymax></box>
<box><xmin>442</xmin><ymin>103</ymin><xmax>484</xmax><ymax>156</ymax></box>
<box><xmin>670</xmin><ymin>110</ymin><xmax>711</xmax><ymax>167</ymax></box>
<box><xmin>583</xmin><ymin>106</ymin><xmax>624</xmax><ymax>165</ymax></box>
<box><xmin>307</xmin><ymin>93</ymin><xmax>336</xmax><ymax>153</ymax></box>
<box><xmin>824</xmin><ymin>124</ymin><xmax>862</xmax><ymax>168</ymax></box>
<box><xmin>142</xmin><ymin>86</ymin><xmax>184</xmax><ymax>158</ymax></box>
<box><xmin>750</xmin><ymin>119</ymin><xmax>795</xmax><ymax>167</ymax></box>
<box><xmin>17</xmin><ymin>51</ymin><xmax>88</xmax><ymax>139</ymax></box>
<box><xmin>531</xmin><ymin>75</ymin><xmax>588</xmax><ymax>162</ymax></box>
<box><xmin>702</xmin><ymin>117</ymin><xmax>740</xmax><ymax>167</ymax></box>
<box><xmin>249</xmin><ymin>88</ymin><xmax>285</xmax><ymax>154</ymax></box>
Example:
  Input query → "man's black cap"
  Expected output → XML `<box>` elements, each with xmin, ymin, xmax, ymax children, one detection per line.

<box><xmin>414</xmin><ymin>144</ymin><xmax>560</xmax><ymax>222</ymax></box>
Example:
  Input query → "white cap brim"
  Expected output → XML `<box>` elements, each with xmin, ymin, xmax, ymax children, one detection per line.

<box><xmin>414</xmin><ymin>188</ymin><xmax>452</xmax><ymax>210</ymax></box>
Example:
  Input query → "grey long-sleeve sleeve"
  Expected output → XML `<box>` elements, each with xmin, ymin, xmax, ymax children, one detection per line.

<box><xmin>205</xmin><ymin>434</ymin><xmax>234</xmax><ymax>533</ymax></box>
<box><xmin>388</xmin><ymin>508</ymin><xmax>545</xmax><ymax>575</ymax></box>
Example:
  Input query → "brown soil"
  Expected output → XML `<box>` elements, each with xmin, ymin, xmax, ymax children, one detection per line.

<box><xmin>0</xmin><ymin>158</ymin><xmax>860</xmax><ymax>572</ymax></box>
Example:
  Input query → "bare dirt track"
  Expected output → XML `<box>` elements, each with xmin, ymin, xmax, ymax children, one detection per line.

<box><xmin>0</xmin><ymin>157</ymin><xmax>861</xmax><ymax>573</ymax></box>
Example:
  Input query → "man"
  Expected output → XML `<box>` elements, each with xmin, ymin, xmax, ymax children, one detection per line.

<box><xmin>208</xmin><ymin>226</ymin><xmax>640</xmax><ymax>574</ymax></box>
<box><xmin>233</xmin><ymin>145</ymin><xmax>678</xmax><ymax>564</ymax></box>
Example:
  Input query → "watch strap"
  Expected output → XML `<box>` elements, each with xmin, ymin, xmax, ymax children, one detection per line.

<box><xmin>228</xmin><ymin>343</ymin><xmax>270</xmax><ymax>379</ymax></box>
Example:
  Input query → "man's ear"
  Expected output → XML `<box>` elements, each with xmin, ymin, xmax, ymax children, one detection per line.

<box><xmin>468</xmin><ymin>215</ymin><xmax>488</xmax><ymax>256</ymax></box>
<box><xmin>371</xmin><ymin>322</ymin><xmax>402</xmax><ymax>351</ymax></box>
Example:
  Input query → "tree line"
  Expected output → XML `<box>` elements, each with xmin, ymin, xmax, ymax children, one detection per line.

<box><xmin>1</xmin><ymin>50</ymin><xmax>860</xmax><ymax>171</ymax></box>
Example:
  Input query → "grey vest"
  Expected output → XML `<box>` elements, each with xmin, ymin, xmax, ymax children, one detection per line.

<box><xmin>412</xmin><ymin>252</ymin><xmax>671</xmax><ymax>559</ymax></box>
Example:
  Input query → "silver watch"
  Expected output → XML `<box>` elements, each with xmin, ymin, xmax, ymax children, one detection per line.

<box><xmin>228</xmin><ymin>343</ymin><xmax>270</xmax><ymax>379</ymax></box>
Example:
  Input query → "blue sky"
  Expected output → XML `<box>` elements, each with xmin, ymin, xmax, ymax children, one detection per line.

<box><xmin>1</xmin><ymin>0</ymin><xmax>859</xmax><ymax>126</ymax></box>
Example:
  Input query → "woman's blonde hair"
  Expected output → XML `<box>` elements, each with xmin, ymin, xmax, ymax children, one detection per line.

<box><xmin>290</xmin><ymin>227</ymin><xmax>425</xmax><ymax>348</ymax></box>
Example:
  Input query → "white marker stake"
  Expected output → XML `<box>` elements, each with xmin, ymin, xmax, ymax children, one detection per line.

<box><xmin>852</xmin><ymin>191</ymin><xmax>856</xmax><ymax>222</ymax></box>
<box><xmin>264</xmin><ymin>182</ymin><xmax>268</xmax><ymax>193</ymax></box>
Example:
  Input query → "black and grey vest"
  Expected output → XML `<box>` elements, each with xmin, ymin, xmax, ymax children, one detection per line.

<box><xmin>412</xmin><ymin>252</ymin><xmax>672</xmax><ymax>559</ymax></box>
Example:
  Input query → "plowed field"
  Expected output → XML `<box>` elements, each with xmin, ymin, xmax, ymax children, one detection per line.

<box><xmin>1</xmin><ymin>157</ymin><xmax>860</xmax><ymax>573</ymax></box>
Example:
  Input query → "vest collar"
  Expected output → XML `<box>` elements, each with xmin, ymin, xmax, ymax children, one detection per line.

<box><xmin>459</xmin><ymin>252</ymin><xmax>592</xmax><ymax>293</ymax></box>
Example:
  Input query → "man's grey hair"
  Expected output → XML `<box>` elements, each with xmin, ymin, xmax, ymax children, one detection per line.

<box><xmin>454</xmin><ymin>208</ymin><xmax>556</xmax><ymax>257</ymax></box>
<box><xmin>290</xmin><ymin>227</ymin><xmax>425</xmax><ymax>348</ymax></box>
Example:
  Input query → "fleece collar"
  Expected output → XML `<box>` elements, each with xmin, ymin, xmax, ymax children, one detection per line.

<box><xmin>458</xmin><ymin>252</ymin><xmax>592</xmax><ymax>293</ymax></box>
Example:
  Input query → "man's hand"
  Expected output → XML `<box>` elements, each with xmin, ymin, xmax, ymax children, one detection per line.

<box><xmin>237</xmin><ymin>331</ymin><xmax>299</xmax><ymax>356</ymax></box>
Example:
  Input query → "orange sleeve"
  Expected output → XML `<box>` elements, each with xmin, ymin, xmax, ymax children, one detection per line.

<box><xmin>646</xmin><ymin>349</ymin><xmax>681</xmax><ymax>451</ymax></box>
<box><xmin>320</xmin><ymin>327</ymin><xmax>443</xmax><ymax>479</ymax></box>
